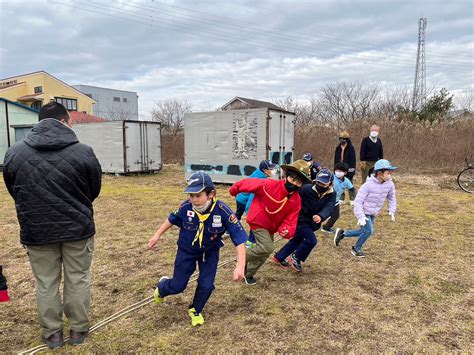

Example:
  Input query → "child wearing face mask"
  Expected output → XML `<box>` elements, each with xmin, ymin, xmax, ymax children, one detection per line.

<box><xmin>321</xmin><ymin>162</ymin><xmax>357</xmax><ymax>233</ymax></box>
<box><xmin>302</xmin><ymin>152</ymin><xmax>322</xmax><ymax>180</ymax></box>
<box><xmin>334</xmin><ymin>159</ymin><xmax>397</xmax><ymax>258</ymax></box>
<box><xmin>234</xmin><ymin>160</ymin><xmax>278</xmax><ymax>248</ymax></box>
<box><xmin>229</xmin><ymin>160</ymin><xmax>312</xmax><ymax>285</ymax></box>
<box><xmin>147</xmin><ymin>172</ymin><xmax>247</xmax><ymax>326</ymax></box>
<box><xmin>272</xmin><ymin>168</ymin><xmax>336</xmax><ymax>272</ymax></box>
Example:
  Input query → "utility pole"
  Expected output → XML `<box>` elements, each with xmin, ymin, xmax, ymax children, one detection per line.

<box><xmin>412</xmin><ymin>17</ymin><xmax>427</xmax><ymax>111</ymax></box>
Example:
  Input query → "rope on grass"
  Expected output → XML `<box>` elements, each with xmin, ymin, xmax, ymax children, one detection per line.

<box><xmin>19</xmin><ymin>236</ymin><xmax>282</xmax><ymax>354</ymax></box>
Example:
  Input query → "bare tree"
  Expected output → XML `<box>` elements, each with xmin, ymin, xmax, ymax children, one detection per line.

<box><xmin>103</xmin><ymin>105</ymin><xmax>138</xmax><ymax>121</ymax></box>
<box><xmin>151</xmin><ymin>98</ymin><xmax>192</xmax><ymax>136</ymax></box>
<box><xmin>454</xmin><ymin>89</ymin><xmax>474</xmax><ymax>111</ymax></box>
<box><xmin>315</xmin><ymin>81</ymin><xmax>380</xmax><ymax>126</ymax></box>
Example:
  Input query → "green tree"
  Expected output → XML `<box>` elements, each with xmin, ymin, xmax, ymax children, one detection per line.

<box><xmin>417</xmin><ymin>88</ymin><xmax>453</xmax><ymax>123</ymax></box>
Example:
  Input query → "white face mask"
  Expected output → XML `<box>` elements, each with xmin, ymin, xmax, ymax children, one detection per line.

<box><xmin>370</xmin><ymin>131</ymin><xmax>379</xmax><ymax>138</ymax></box>
<box><xmin>382</xmin><ymin>174</ymin><xmax>393</xmax><ymax>182</ymax></box>
<box><xmin>193</xmin><ymin>199</ymin><xmax>212</xmax><ymax>213</ymax></box>
<box><xmin>335</xmin><ymin>171</ymin><xmax>345</xmax><ymax>179</ymax></box>
<box><xmin>271</xmin><ymin>169</ymin><xmax>278</xmax><ymax>177</ymax></box>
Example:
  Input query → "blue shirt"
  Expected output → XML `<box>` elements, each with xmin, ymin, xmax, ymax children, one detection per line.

<box><xmin>235</xmin><ymin>168</ymin><xmax>267</xmax><ymax>207</ymax></box>
<box><xmin>168</xmin><ymin>200</ymin><xmax>248</xmax><ymax>254</ymax></box>
<box><xmin>333</xmin><ymin>176</ymin><xmax>354</xmax><ymax>200</ymax></box>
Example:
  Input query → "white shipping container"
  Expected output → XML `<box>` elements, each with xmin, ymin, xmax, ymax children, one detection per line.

<box><xmin>185</xmin><ymin>108</ymin><xmax>295</xmax><ymax>183</ymax></box>
<box><xmin>73</xmin><ymin>120</ymin><xmax>162</xmax><ymax>174</ymax></box>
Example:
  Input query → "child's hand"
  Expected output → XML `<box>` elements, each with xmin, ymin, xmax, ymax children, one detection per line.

<box><xmin>349</xmin><ymin>201</ymin><xmax>355</xmax><ymax>207</ymax></box>
<box><xmin>312</xmin><ymin>215</ymin><xmax>322</xmax><ymax>223</ymax></box>
<box><xmin>233</xmin><ymin>266</ymin><xmax>245</xmax><ymax>281</ymax></box>
<box><xmin>279</xmin><ymin>228</ymin><xmax>289</xmax><ymax>237</ymax></box>
<box><xmin>358</xmin><ymin>217</ymin><xmax>368</xmax><ymax>226</ymax></box>
<box><xmin>147</xmin><ymin>235</ymin><xmax>161</xmax><ymax>250</ymax></box>
<box><xmin>389</xmin><ymin>212</ymin><xmax>396</xmax><ymax>222</ymax></box>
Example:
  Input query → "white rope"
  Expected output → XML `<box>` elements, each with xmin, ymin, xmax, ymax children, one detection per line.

<box><xmin>19</xmin><ymin>236</ymin><xmax>282</xmax><ymax>354</ymax></box>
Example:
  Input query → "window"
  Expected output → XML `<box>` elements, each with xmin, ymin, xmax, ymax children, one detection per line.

<box><xmin>34</xmin><ymin>86</ymin><xmax>43</xmax><ymax>93</ymax></box>
<box><xmin>123</xmin><ymin>98</ymin><xmax>128</xmax><ymax>103</ymax></box>
<box><xmin>55</xmin><ymin>97</ymin><xmax>78</xmax><ymax>111</ymax></box>
<box><xmin>113</xmin><ymin>97</ymin><xmax>120</xmax><ymax>102</ymax></box>
<box><xmin>31</xmin><ymin>101</ymin><xmax>42</xmax><ymax>110</ymax></box>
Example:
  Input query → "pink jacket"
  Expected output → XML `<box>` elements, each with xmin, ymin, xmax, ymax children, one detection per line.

<box><xmin>353</xmin><ymin>176</ymin><xmax>396</xmax><ymax>219</ymax></box>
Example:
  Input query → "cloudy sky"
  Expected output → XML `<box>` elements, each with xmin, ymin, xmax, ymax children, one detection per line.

<box><xmin>0</xmin><ymin>0</ymin><xmax>472</xmax><ymax>117</ymax></box>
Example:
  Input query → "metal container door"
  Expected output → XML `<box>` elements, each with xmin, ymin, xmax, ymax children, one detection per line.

<box><xmin>144</xmin><ymin>122</ymin><xmax>162</xmax><ymax>171</ymax></box>
<box><xmin>124</xmin><ymin>121</ymin><xmax>145</xmax><ymax>173</ymax></box>
<box><xmin>282</xmin><ymin>112</ymin><xmax>295</xmax><ymax>164</ymax></box>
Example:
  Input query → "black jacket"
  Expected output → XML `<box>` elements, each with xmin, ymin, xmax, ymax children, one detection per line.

<box><xmin>297</xmin><ymin>184</ymin><xmax>336</xmax><ymax>231</ymax></box>
<box><xmin>334</xmin><ymin>140</ymin><xmax>357</xmax><ymax>178</ymax></box>
<box><xmin>3</xmin><ymin>119</ymin><xmax>102</xmax><ymax>246</ymax></box>
<box><xmin>360</xmin><ymin>137</ymin><xmax>383</xmax><ymax>162</ymax></box>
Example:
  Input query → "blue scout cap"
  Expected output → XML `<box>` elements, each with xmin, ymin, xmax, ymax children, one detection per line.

<box><xmin>259</xmin><ymin>159</ymin><xmax>277</xmax><ymax>171</ymax></box>
<box><xmin>302</xmin><ymin>152</ymin><xmax>313</xmax><ymax>162</ymax></box>
<box><xmin>374</xmin><ymin>159</ymin><xmax>398</xmax><ymax>171</ymax></box>
<box><xmin>314</xmin><ymin>168</ymin><xmax>334</xmax><ymax>184</ymax></box>
<box><xmin>184</xmin><ymin>172</ymin><xmax>215</xmax><ymax>193</ymax></box>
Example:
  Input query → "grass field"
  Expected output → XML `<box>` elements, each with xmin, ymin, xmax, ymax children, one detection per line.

<box><xmin>1</xmin><ymin>165</ymin><xmax>473</xmax><ymax>353</ymax></box>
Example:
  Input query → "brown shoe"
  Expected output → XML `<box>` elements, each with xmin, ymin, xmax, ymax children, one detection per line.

<box><xmin>43</xmin><ymin>331</ymin><xmax>64</xmax><ymax>349</ymax></box>
<box><xmin>69</xmin><ymin>330</ymin><xmax>88</xmax><ymax>345</ymax></box>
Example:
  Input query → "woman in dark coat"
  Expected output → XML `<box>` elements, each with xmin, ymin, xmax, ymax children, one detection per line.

<box><xmin>334</xmin><ymin>130</ymin><xmax>356</xmax><ymax>204</ymax></box>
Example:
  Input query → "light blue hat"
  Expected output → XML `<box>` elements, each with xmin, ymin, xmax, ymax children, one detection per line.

<box><xmin>374</xmin><ymin>159</ymin><xmax>397</xmax><ymax>171</ymax></box>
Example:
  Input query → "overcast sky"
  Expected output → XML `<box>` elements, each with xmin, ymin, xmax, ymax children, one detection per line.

<box><xmin>0</xmin><ymin>0</ymin><xmax>472</xmax><ymax>117</ymax></box>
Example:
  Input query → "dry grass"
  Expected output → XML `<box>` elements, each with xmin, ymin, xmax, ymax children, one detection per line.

<box><xmin>1</xmin><ymin>165</ymin><xmax>473</xmax><ymax>353</ymax></box>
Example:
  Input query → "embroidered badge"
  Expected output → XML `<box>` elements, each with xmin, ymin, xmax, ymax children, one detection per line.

<box><xmin>187</xmin><ymin>210</ymin><xmax>195</xmax><ymax>217</ymax></box>
<box><xmin>213</xmin><ymin>215</ymin><xmax>221</xmax><ymax>223</ymax></box>
<box><xmin>229</xmin><ymin>214</ymin><xmax>238</xmax><ymax>224</ymax></box>
<box><xmin>212</xmin><ymin>223</ymin><xmax>222</xmax><ymax>227</ymax></box>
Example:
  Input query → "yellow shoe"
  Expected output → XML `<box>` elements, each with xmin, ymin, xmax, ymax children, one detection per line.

<box><xmin>188</xmin><ymin>308</ymin><xmax>204</xmax><ymax>326</ymax></box>
<box><xmin>154</xmin><ymin>276</ymin><xmax>169</xmax><ymax>304</ymax></box>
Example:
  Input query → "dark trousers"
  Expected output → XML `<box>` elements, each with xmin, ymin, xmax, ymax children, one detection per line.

<box><xmin>0</xmin><ymin>266</ymin><xmax>7</xmax><ymax>291</ymax></box>
<box><xmin>340</xmin><ymin>175</ymin><xmax>356</xmax><ymax>201</ymax></box>
<box><xmin>274</xmin><ymin>225</ymin><xmax>317</xmax><ymax>262</ymax></box>
<box><xmin>158</xmin><ymin>247</ymin><xmax>219</xmax><ymax>314</ymax></box>
<box><xmin>235</xmin><ymin>202</ymin><xmax>246</xmax><ymax>220</ymax></box>
<box><xmin>323</xmin><ymin>204</ymin><xmax>340</xmax><ymax>230</ymax></box>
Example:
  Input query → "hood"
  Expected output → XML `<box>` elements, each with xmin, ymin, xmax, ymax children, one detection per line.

<box><xmin>255</xmin><ymin>169</ymin><xmax>269</xmax><ymax>178</ymax></box>
<box><xmin>24</xmin><ymin>118</ymin><xmax>79</xmax><ymax>151</ymax></box>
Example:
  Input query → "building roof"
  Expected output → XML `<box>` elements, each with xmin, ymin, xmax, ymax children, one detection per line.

<box><xmin>0</xmin><ymin>71</ymin><xmax>97</xmax><ymax>104</ymax></box>
<box><xmin>73</xmin><ymin>84</ymin><xmax>138</xmax><ymax>95</ymax></box>
<box><xmin>447</xmin><ymin>109</ymin><xmax>473</xmax><ymax>119</ymax></box>
<box><xmin>69</xmin><ymin>111</ymin><xmax>108</xmax><ymax>124</ymax></box>
<box><xmin>0</xmin><ymin>97</ymin><xmax>40</xmax><ymax>113</ymax></box>
<box><xmin>221</xmin><ymin>96</ymin><xmax>285</xmax><ymax>111</ymax></box>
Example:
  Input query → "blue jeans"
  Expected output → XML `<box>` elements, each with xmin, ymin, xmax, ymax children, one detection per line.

<box><xmin>344</xmin><ymin>215</ymin><xmax>375</xmax><ymax>251</ymax></box>
<box><xmin>274</xmin><ymin>225</ymin><xmax>317</xmax><ymax>262</ymax></box>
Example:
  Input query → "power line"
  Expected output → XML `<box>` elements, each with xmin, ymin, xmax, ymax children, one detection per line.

<box><xmin>55</xmin><ymin>0</ymin><xmax>473</xmax><ymax>75</ymax></box>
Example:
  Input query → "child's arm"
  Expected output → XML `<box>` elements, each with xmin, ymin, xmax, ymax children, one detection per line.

<box><xmin>229</xmin><ymin>178</ymin><xmax>266</xmax><ymax>197</ymax></box>
<box><xmin>278</xmin><ymin>202</ymin><xmax>301</xmax><ymax>239</ymax></box>
<box><xmin>387</xmin><ymin>183</ymin><xmax>397</xmax><ymax>214</ymax></box>
<box><xmin>316</xmin><ymin>192</ymin><xmax>337</xmax><ymax>222</ymax></box>
<box><xmin>233</xmin><ymin>243</ymin><xmax>246</xmax><ymax>281</ymax></box>
<box><xmin>147</xmin><ymin>219</ymin><xmax>174</xmax><ymax>249</ymax></box>
<box><xmin>353</xmin><ymin>183</ymin><xmax>369</xmax><ymax>220</ymax></box>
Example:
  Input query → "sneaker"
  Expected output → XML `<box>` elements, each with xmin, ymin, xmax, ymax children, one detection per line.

<box><xmin>244</xmin><ymin>276</ymin><xmax>257</xmax><ymax>286</ymax></box>
<box><xmin>154</xmin><ymin>276</ymin><xmax>169</xmax><ymax>304</ymax></box>
<box><xmin>271</xmin><ymin>254</ymin><xmax>290</xmax><ymax>270</ymax></box>
<box><xmin>321</xmin><ymin>227</ymin><xmax>335</xmax><ymax>233</ymax></box>
<box><xmin>245</xmin><ymin>240</ymin><xmax>256</xmax><ymax>249</ymax></box>
<box><xmin>188</xmin><ymin>307</ymin><xmax>204</xmax><ymax>326</ymax></box>
<box><xmin>43</xmin><ymin>331</ymin><xmax>64</xmax><ymax>349</ymax></box>
<box><xmin>351</xmin><ymin>246</ymin><xmax>365</xmax><ymax>258</ymax></box>
<box><xmin>334</xmin><ymin>229</ymin><xmax>345</xmax><ymax>247</ymax></box>
<box><xmin>69</xmin><ymin>330</ymin><xmax>88</xmax><ymax>346</ymax></box>
<box><xmin>288</xmin><ymin>253</ymin><xmax>303</xmax><ymax>272</ymax></box>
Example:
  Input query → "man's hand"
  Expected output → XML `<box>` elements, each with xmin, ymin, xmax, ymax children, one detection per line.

<box><xmin>389</xmin><ymin>212</ymin><xmax>396</xmax><ymax>222</ymax></box>
<box><xmin>233</xmin><ymin>265</ymin><xmax>245</xmax><ymax>281</ymax></box>
<box><xmin>279</xmin><ymin>227</ymin><xmax>289</xmax><ymax>238</ymax></box>
<box><xmin>312</xmin><ymin>215</ymin><xmax>322</xmax><ymax>223</ymax></box>
<box><xmin>147</xmin><ymin>235</ymin><xmax>160</xmax><ymax>250</ymax></box>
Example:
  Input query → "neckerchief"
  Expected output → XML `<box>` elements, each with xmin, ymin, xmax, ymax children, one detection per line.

<box><xmin>192</xmin><ymin>198</ymin><xmax>217</xmax><ymax>248</ymax></box>
<box><xmin>263</xmin><ymin>187</ymin><xmax>289</xmax><ymax>214</ymax></box>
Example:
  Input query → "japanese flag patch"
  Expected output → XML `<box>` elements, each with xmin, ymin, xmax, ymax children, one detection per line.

<box><xmin>187</xmin><ymin>210</ymin><xmax>195</xmax><ymax>218</ymax></box>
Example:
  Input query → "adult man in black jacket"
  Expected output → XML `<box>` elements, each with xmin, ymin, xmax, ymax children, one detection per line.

<box><xmin>334</xmin><ymin>130</ymin><xmax>356</xmax><ymax>204</ymax></box>
<box><xmin>359</xmin><ymin>124</ymin><xmax>383</xmax><ymax>182</ymax></box>
<box><xmin>3</xmin><ymin>102</ymin><xmax>101</xmax><ymax>349</ymax></box>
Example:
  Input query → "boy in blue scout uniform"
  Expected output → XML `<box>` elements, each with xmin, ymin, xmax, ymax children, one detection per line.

<box><xmin>302</xmin><ymin>152</ymin><xmax>322</xmax><ymax>181</ymax></box>
<box><xmin>147</xmin><ymin>172</ymin><xmax>247</xmax><ymax>326</ymax></box>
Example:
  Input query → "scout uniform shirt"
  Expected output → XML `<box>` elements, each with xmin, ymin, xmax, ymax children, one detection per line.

<box><xmin>168</xmin><ymin>199</ymin><xmax>248</xmax><ymax>254</ymax></box>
